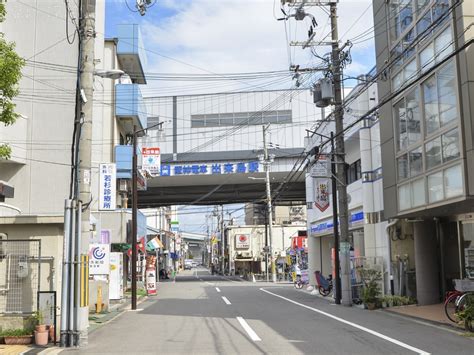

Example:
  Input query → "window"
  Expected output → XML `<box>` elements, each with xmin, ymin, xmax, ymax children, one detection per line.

<box><xmin>428</xmin><ymin>171</ymin><xmax>443</xmax><ymax>202</ymax></box>
<box><xmin>438</xmin><ymin>61</ymin><xmax>457</xmax><ymax>126</ymax></box>
<box><xmin>404</xmin><ymin>59</ymin><xmax>417</xmax><ymax>83</ymax></box>
<box><xmin>191</xmin><ymin>110</ymin><xmax>292</xmax><ymax>128</ymax></box>
<box><xmin>400</xmin><ymin>0</ymin><xmax>414</xmax><ymax>33</ymax></box>
<box><xmin>425</xmin><ymin>137</ymin><xmax>442</xmax><ymax>170</ymax></box>
<box><xmin>435</xmin><ymin>27</ymin><xmax>453</xmax><ymax>63</ymax></box>
<box><xmin>412</xmin><ymin>178</ymin><xmax>426</xmax><ymax>207</ymax></box>
<box><xmin>432</xmin><ymin>0</ymin><xmax>450</xmax><ymax>22</ymax></box>
<box><xmin>410</xmin><ymin>147</ymin><xmax>423</xmax><ymax>176</ymax></box>
<box><xmin>444</xmin><ymin>164</ymin><xmax>463</xmax><ymax>198</ymax></box>
<box><xmin>398</xmin><ymin>154</ymin><xmax>408</xmax><ymax>180</ymax></box>
<box><xmin>423</xmin><ymin>75</ymin><xmax>439</xmax><ymax>134</ymax></box>
<box><xmin>399</xmin><ymin>184</ymin><xmax>411</xmax><ymax>210</ymax></box>
<box><xmin>395</xmin><ymin>99</ymin><xmax>407</xmax><ymax>150</ymax></box>
<box><xmin>420</xmin><ymin>43</ymin><xmax>434</xmax><ymax>72</ymax></box>
<box><xmin>442</xmin><ymin>128</ymin><xmax>460</xmax><ymax>162</ymax></box>
<box><xmin>346</xmin><ymin>160</ymin><xmax>362</xmax><ymax>185</ymax></box>
<box><xmin>406</xmin><ymin>88</ymin><xmax>421</xmax><ymax>143</ymax></box>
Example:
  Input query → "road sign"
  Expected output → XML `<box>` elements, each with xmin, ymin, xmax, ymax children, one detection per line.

<box><xmin>311</xmin><ymin>156</ymin><xmax>330</xmax><ymax>178</ymax></box>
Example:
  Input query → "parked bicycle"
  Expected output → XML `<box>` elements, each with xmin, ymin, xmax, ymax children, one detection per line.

<box><xmin>294</xmin><ymin>275</ymin><xmax>307</xmax><ymax>289</ymax></box>
<box><xmin>444</xmin><ymin>289</ymin><xmax>474</xmax><ymax>331</ymax></box>
<box><xmin>315</xmin><ymin>271</ymin><xmax>333</xmax><ymax>297</ymax></box>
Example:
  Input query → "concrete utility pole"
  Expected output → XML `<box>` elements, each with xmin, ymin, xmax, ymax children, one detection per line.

<box><xmin>329</xmin><ymin>2</ymin><xmax>351</xmax><ymax>307</ymax></box>
<box><xmin>220</xmin><ymin>205</ymin><xmax>225</xmax><ymax>275</ymax></box>
<box><xmin>76</xmin><ymin>0</ymin><xmax>96</xmax><ymax>346</ymax></box>
<box><xmin>262</xmin><ymin>125</ymin><xmax>276</xmax><ymax>283</ymax></box>
<box><xmin>285</xmin><ymin>0</ymin><xmax>351</xmax><ymax>305</ymax></box>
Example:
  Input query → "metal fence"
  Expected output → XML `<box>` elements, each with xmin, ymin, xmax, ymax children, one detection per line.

<box><xmin>0</xmin><ymin>240</ymin><xmax>41</xmax><ymax>314</ymax></box>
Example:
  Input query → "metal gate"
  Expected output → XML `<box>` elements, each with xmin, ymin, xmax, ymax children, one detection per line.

<box><xmin>0</xmin><ymin>239</ymin><xmax>41</xmax><ymax>314</ymax></box>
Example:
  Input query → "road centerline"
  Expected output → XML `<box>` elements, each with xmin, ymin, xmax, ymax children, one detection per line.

<box><xmin>222</xmin><ymin>296</ymin><xmax>231</xmax><ymax>305</ymax></box>
<box><xmin>260</xmin><ymin>288</ymin><xmax>430</xmax><ymax>355</ymax></box>
<box><xmin>236</xmin><ymin>316</ymin><xmax>262</xmax><ymax>342</ymax></box>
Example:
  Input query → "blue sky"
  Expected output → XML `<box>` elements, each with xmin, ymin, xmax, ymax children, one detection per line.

<box><xmin>104</xmin><ymin>0</ymin><xmax>375</xmax><ymax>232</ymax></box>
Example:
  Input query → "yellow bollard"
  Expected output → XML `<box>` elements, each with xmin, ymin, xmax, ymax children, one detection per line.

<box><xmin>96</xmin><ymin>285</ymin><xmax>103</xmax><ymax>313</ymax></box>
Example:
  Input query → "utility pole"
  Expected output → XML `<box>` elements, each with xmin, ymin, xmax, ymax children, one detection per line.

<box><xmin>329</xmin><ymin>2</ymin><xmax>351</xmax><ymax>307</ymax></box>
<box><xmin>331</xmin><ymin>132</ymin><xmax>341</xmax><ymax>305</ymax></box>
<box><xmin>262</xmin><ymin>125</ymin><xmax>276</xmax><ymax>283</ymax></box>
<box><xmin>220</xmin><ymin>205</ymin><xmax>225</xmax><ymax>275</ymax></box>
<box><xmin>285</xmin><ymin>0</ymin><xmax>351</xmax><ymax>305</ymax></box>
<box><xmin>75</xmin><ymin>0</ymin><xmax>96</xmax><ymax>346</ymax></box>
<box><xmin>131</xmin><ymin>126</ymin><xmax>138</xmax><ymax>310</ymax></box>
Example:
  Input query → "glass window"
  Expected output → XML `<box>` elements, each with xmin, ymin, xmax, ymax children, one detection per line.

<box><xmin>420</xmin><ymin>43</ymin><xmax>434</xmax><ymax>72</ymax></box>
<box><xmin>423</xmin><ymin>75</ymin><xmax>439</xmax><ymax>134</ymax></box>
<box><xmin>390</xmin><ymin>3</ymin><xmax>402</xmax><ymax>43</ymax></box>
<box><xmin>435</xmin><ymin>27</ymin><xmax>453</xmax><ymax>63</ymax></box>
<box><xmin>444</xmin><ymin>164</ymin><xmax>463</xmax><ymax>198</ymax></box>
<box><xmin>416</xmin><ymin>0</ymin><xmax>430</xmax><ymax>12</ymax></box>
<box><xmin>391</xmin><ymin>44</ymin><xmax>403</xmax><ymax>71</ymax></box>
<box><xmin>428</xmin><ymin>171</ymin><xmax>443</xmax><ymax>202</ymax></box>
<box><xmin>406</xmin><ymin>88</ymin><xmax>421</xmax><ymax>144</ymax></box>
<box><xmin>395</xmin><ymin>99</ymin><xmax>407</xmax><ymax>150</ymax></box>
<box><xmin>404</xmin><ymin>59</ymin><xmax>417</xmax><ymax>83</ymax></box>
<box><xmin>400</xmin><ymin>0</ymin><xmax>414</xmax><ymax>33</ymax></box>
<box><xmin>425</xmin><ymin>137</ymin><xmax>442</xmax><ymax>169</ymax></box>
<box><xmin>412</xmin><ymin>178</ymin><xmax>426</xmax><ymax>207</ymax></box>
<box><xmin>393</xmin><ymin>71</ymin><xmax>402</xmax><ymax>91</ymax></box>
<box><xmin>417</xmin><ymin>10</ymin><xmax>432</xmax><ymax>39</ymax></box>
<box><xmin>398</xmin><ymin>154</ymin><xmax>408</xmax><ymax>180</ymax></box>
<box><xmin>432</xmin><ymin>0</ymin><xmax>450</xmax><ymax>22</ymax></box>
<box><xmin>410</xmin><ymin>147</ymin><xmax>423</xmax><ymax>176</ymax></box>
<box><xmin>438</xmin><ymin>61</ymin><xmax>457</xmax><ymax>127</ymax></box>
<box><xmin>399</xmin><ymin>184</ymin><xmax>411</xmax><ymax>210</ymax></box>
<box><xmin>442</xmin><ymin>128</ymin><xmax>460</xmax><ymax>162</ymax></box>
<box><xmin>403</xmin><ymin>29</ymin><xmax>416</xmax><ymax>60</ymax></box>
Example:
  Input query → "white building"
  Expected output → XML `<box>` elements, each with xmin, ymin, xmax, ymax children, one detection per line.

<box><xmin>305</xmin><ymin>72</ymin><xmax>392</xmax><ymax>294</ymax></box>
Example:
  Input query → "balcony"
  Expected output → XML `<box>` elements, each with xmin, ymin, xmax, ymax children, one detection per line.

<box><xmin>116</xmin><ymin>24</ymin><xmax>147</xmax><ymax>84</ymax></box>
<box><xmin>115</xmin><ymin>84</ymin><xmax>147</xmax><ymax>135</ymax></box>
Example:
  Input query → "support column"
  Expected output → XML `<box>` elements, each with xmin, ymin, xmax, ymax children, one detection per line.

<box><xmin>307</xmin><ymin>235</ymin><xmax>319</xmax><ymax>286</ymax></box>
<box><xmin>413</xmin><ymin>221</ymin><xmax>440</xmax><ymax>305</ymax></box>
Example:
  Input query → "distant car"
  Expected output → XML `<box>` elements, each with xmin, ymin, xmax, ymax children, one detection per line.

<box><xmin>192</xmin><ymin>261</ymin><xmax>199</xmax><ymax>267</ymax></box>
<box><xmin>184</xmin><ymin>260</ymin><xmax>193</xmax><ymax>270</ymax></box>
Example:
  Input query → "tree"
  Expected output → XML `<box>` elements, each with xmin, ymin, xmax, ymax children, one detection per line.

<box><xmin>0</xmin><ymin>3</ymin><xmax>25</xmax><ymax>159</ymax></box>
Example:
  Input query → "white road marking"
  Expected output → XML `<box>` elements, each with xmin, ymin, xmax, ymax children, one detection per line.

<box><xmin>205</xmin><ymin>281</ymin><xmax>214</xmax><ymax>286</ymax></box>
<box><xmin>222</xmin><ymin>296</ymin><xmax>231</xmax><ymax>305</ymax></box>
<box><xmin>216</xmin><ymin>287</ymin><xmax>221</xmax><ymax>293</ymax></box>
<box><xmin>236</xmin><ymin>316</ymin><xmax>262</xmax><ymax>342</ymax></box>
<box><xmin>260</xmin><ymin>288</ymin><xmax>430</xmax><ymax>355</ymax></box>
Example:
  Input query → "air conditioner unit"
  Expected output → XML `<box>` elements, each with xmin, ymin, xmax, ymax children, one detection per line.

<box><xmin>118</xmin><ymin>179</ymin><xmax>128</xmax><ymax>192</ymax></box>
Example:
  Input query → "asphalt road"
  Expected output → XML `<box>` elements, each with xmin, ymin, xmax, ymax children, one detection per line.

<box><xmin>66</xmin><ymin>268</ymin><xmax>474</xmax><ymax>354</ymax></box>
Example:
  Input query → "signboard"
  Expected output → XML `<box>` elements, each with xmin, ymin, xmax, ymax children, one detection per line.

<box><xmin>99</xmin><ymin>163</ymin><xmax>116</xmax><ymax>210</ymax></box>
<box><xmin>235</xmin><ymin>234</ymin><xmax>250</xmax><ymax>249</ymax></box>
<box><xmin>311</xmin><ymin>156</ymin><xmax>330</xmax><ymax>178</ymax></box>
<box><xmin>89</xmin><ymin>243</ymin><xmax>110</xmax><ymax>275</ymax></box>
<box><xmin>100</xmin><ymin>229</ymin><xmax>111</xmax><ymax>244</ymax></box>
<box><xmin>146</xmin><ymin>268</ymin><xmax>157</xmax><ymax>295</ymax></box>
<box><xmin>170</xmin><ymin>221</ymin><xmax>179</xmax><ymax>232</ymax></box>
<box><xmin>314</xmin><ymin>178</ymin><xmax>331</xmax><ymax>212</ymax></box>
<box><xmin>160</xmin><ymin>161</ymin><xmax>259</xmax><ymax>177</ymax></box>
<box><xmin>37</xmin><ymin>291</ymin><xmax>56</xmax><ymax>344</ymax></box>
<box><xmin>142</xmin><ymin>147</ymin><xmax>161</xmax><ymax>176</ymax></box>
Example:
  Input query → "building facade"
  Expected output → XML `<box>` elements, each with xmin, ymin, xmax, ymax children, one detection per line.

<box><xmin>373</xmin><ymin>0</ymin><xmax>474</xmax><ymax>304</ymax></box>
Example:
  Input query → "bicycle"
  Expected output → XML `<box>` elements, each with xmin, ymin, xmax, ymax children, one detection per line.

<box><xmin>444</xmin><ymin>290</ymin><xmax>464</xmax><ymax>323</ymax></box>
<box><xmin>315</xmin><ymin>271</ymin><xmax>333</xmax><ymax>297</ymax></box>
<box><xmin>294</xmin><ymin>275</ymin><xmax>306</xmax><ymax>289</ymax></box>
<box><xmin>455</xmin><ymin>292</ymin><xmax>474</xmax><ymax>331</ymax></box>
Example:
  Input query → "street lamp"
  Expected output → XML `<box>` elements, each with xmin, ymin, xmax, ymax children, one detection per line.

<box><xmin>131</xmin><ymin>121</ymin><xmax>163</xmax><ymax>310</ymax></box>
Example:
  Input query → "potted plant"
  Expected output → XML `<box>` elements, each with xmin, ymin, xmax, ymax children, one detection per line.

<box><xmin>33</xmin><ymin>310</ymin><xmax>49</xmax><ymax>345</ymax></box>
<box><xmin>358</xmin><ymin>268</ymin><xmax>382</xmax><ymax>310</ymax></box>
<box><xmin>1</xmin><ymin>329</ymin><xmax>33</xmax><ymax>345</ymax></box>
<box><xmin>456</xmin><ymin>294</ymin><xmax>474</xmax><ymax>332</ymax></box>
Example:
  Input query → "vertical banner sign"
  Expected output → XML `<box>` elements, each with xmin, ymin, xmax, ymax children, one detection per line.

<box><xmin>314</xmin><ymin>178</ymin><xmax>331</xmax><ymax>212</ymax></box>
<box><xmin>99</xmin><ymin>163</ymin><xmax>116</xmax><ymax>210</ymax></box>
<box><xmin>146</xmin><ymin>268</ymin><xmax>157</xmax><ymax>295</ymax></box>
<box><xmin>89</xmin><ymin>244</ymin><xmax>110</xmax><ymax>275</ymax></box>
<box><xmin>142</xmin><ymin>147</ymin><xmax>161</xmax><ymax>176</ymax></box>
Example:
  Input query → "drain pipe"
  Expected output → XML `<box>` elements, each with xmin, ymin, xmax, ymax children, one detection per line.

<box><xmin>385</xmin><ymin>219</ymin><xmax>398</xmax><ymax>295</ymax></box>
<box><xmin>60</xmin><ymin>200</ymin><xmax>73</xmax><ymax>347</ymax></box>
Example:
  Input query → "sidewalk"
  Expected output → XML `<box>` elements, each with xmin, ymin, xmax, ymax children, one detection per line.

<box><xmin>0</xmin><ymin>295</ymin><xmax>147</xmax><ymax>354</ymax></box>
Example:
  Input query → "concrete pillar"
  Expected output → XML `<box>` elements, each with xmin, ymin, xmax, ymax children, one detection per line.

<box><xmin>414</xmin><ymin>220</ymin><xmax>440</xmax><ymax>305</ymax></box>
<box><xmin>307</xmin><ymin>236</ymin><xmax>318</xmax><ymax>285</ymax></box>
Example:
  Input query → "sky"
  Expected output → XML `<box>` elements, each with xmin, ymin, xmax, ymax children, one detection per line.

<box><xmin>104</xmin><ymin>0</ymin><xmax>376</xmax><ymax>233</ymax></box>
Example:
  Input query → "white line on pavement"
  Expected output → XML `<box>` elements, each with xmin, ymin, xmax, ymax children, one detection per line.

<box><xmin>260</xmin><ymin>288</ymin><xmax>430</xmax><ymax>355</ymax></box>
<box><xmin>222</xmin><ymin>296</ymin><xmax>231</xmax><ymax>305</ymax></box>
<box><xmin>205</xmin><ymin>281</ymin><xmax>214</xmax><ymax>286</ymax></box>
<box><xmin>236</xmin><ymin>316</ymin><xmax>262</xmax><ymax>342</ymax></box>
<box><xmin>216</xmin><ymin>287</ymin><xmax>221</xmax><ymax>293</ymax></box>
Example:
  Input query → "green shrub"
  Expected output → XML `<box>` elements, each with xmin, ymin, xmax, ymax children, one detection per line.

<box><xmin>0</xmin><ymin>328</ymin><xmax>32</xmax><ymax>337</ymax></box>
